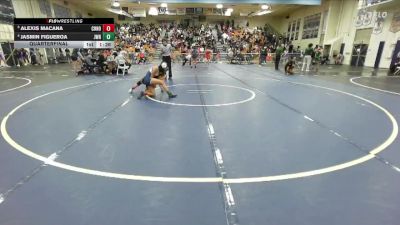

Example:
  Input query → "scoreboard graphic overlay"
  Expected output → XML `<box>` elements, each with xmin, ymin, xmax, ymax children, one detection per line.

<box><xmin>14</xmin><ymin>18</ymin><xmax>115</xmax><ymax>49</ymax></box>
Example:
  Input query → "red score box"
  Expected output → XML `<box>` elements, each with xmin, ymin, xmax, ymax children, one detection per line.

<box><xmin>102</xmin><ymin>24</ymin><xmax>115</xmax><ymax>32</ymax></box>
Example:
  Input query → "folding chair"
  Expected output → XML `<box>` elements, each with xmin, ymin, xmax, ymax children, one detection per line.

<box><xmin>116</xmin><ymin>59</ymin><xmax>129</xmax><ymax>76</ymax></box>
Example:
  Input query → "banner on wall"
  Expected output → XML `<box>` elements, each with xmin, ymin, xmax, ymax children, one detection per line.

<box><xmin>158</xmin><ymin>7</ymin><xmax>167</xmax><ymax>14</ymax></box>
<box><xmin>355</xmin><ymin>9</ymin><xmax>388</xmax><ymax>34</ymax></box>
<box><xmin>0</xmin><ymin>0</ymin><xmax>15</xmax><ymax>24</ymax></box>
<box><xmin>204</xmin><ymin>8</ymin><xmax>213</xmax><ymax>15</ymax></box>
<box><xmin>167</xmin><ymin>9</ymin><xmax>177</xmax><ymax>15</ymax></box>
<box><xmin>176</xmin><ymin>8</ymin><xmax>186</xmax><ymax>15</ymax></box>
<box><xmin>133</xmin><ymin>0</ymin><xmax>320</xmax><ymax>5</ymax></box>
<box><xmin>130</xmin><ymin>8</ymin><xmax>146</xmax><ymax>17</ymax></box>
<box><xmin>389</xmin><ymin>11</ymin><xmax>400</xmax><ymax>33</ymax></box>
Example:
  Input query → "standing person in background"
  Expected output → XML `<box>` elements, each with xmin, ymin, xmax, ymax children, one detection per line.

<box><xmin>0</xmin><ymin>48</ymin><xmax>9</xmax><ymax>67</ymax></box>
<box><xmin>181</xmin><ymin>45</ymin><xmax>190</xmax><ymax>66</ymax></box>
<box><xmin>314</xmin><ymin>46</ymin><xmax>322</xmax><ymax>72</ymax></box>
<box><xmin>302</xmin><ymin>43</ymin><xmax>314</xmax><ymax>72</ymax></box>
<box><xmin>16</xmin><ymin>49</ymin><xmax>25</xmax><ymax>67</ymax></box>
<box><xmin>161</xmin><ymin>39</ymin><xmax>173</xmax><ymax>80</ymax></box>
<box><xmin>36</xmin><ymin>48</ymin><xmax>44</xmax><ymax>65</ymax></box>
<box><xmin>22</xmin><ymin>49</ymin><xmax>30</xmax><ymax>65</ymax></box>
<box><xmin>29</xmin><ymin>48</ymin><xmax>37</xmax><ymax>65</ymax></box>
<box><xmin>295</xmin><ymin>46</ymin><xmax>302</xmax><ymax>55</ymax></box>
<box><xmin>191</xmin><ymin>44</ymin><xmax>199</xmax><ymax>68</ymax></box>
<box><xmin>204</xmin><ymin>46</ymin><xmax>212</xmax><ymax>64</ymax></box>
<box><xmin>275</xmin><ymin>44</ymin><xmax>284</xmax><ymax>70</ymax></box>
<box><xmin>65</xmin><ymin>48</ymin><xmax>71</xmax><ymax>64</ymax></box>
<box><xmin>71</xmin><ymin>49</ymin><xmax>83</xmax><ymax>75</ymax></box>
<box><xmin>259</xmin><ymin>46</ymin><xmax>267</xmax><ymax>65</ymax></box>
<box><xmin>288</xmin><ymin>44</ymin><xmax>294</xmax><ymax>53</ymax></box>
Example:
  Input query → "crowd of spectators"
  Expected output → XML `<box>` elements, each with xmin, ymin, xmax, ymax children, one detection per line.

<box><xmin>1</xmin><ymin>22</ymin><xmax>341</xmax><ymax>75</ymax></box>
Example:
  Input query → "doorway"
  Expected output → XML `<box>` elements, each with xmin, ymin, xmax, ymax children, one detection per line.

<box><xmin>340</xmin><ymin>43</ymin><xmax>345</xmax><ymax>54</ymax></box>
<box><xmin>351</xmin><ymin>44</ymin><xmax>368</xmax><ymax>66</ymax></box>
<box><xmin>351</xmin><ymin>28</ymin><xmax>372</xmax><ymax>67</ymax></box>
<box><xmin>390</xmin><ymin>40</ymin><xmax>400</xmax><ymax>68</ymax></box>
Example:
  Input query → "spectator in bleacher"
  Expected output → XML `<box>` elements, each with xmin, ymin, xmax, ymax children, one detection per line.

<box><xmin>99</xmin><ymin>51</ymin><xmax>109</xmax><ymax>69</ymax></box>
<box><xmin>105</xmin><ymin>51</ymin><xmax>117</xmax><ymax>74</ymax></box>
<box><xmin>84</xmin><ymin>52</ymin><xmax>94</xmax><ymax>66</ymax></box>
<box><xmin>115</xmin><ymin>50</ymin><xmax>131</xmax><ymax>69</ymax></box>
<box><xmin>205</xmin><ymin>46</ymin><xmax>213</xmax><ymax>64</ymax></box>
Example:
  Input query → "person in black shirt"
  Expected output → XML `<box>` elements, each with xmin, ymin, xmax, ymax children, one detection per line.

<box><xmin>275</xmin><ymin>44</ymin><xmax>284</xmax><ymax>70</ymax></box>
<box><xmin>97</xmin><ymin>53</ymin><xmax>106</xmax><ymax>73</ymax></box>
<box><xmin>259</xmin><ymin>46</ymin><xmax>267</xmax><ymax>65</ymax></box>
<box><xmin>161</xmin><ymin>39</ymin><xmax>173</xmax><ymax>79</ymax></box>
<box><xmin>65</xmin><ymin>48</ymin><xmax>71</xmax><ymax>63</ymax></box>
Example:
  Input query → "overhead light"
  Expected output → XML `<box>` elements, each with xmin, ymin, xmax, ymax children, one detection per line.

<box><xmin>112</xmin><ymin>0</ymin><xmax>120</xmax><ymax>7</ymax></box>
<box><xmin>161</xmin><ymin>3</ymin><xmax>167</xmax><ymax>8</ymax></box>
<box><xmin>257</xmin><ymin>10</ymin><xmax>272</xmax><ymax>16</ymax></box>
<box><xmin>261</xmin><ymin>4</ymin><xmax>269</xmax><ymax>10</ymax></box>
<box><xmin>149</xmin><ymin>7</ymin><xmax>158</xmax><ymax>15</ymax></box>
<box><xmin>216</xmin><ymin>4</ymin><xmax>223</xmax><ymax>9</ymax></box>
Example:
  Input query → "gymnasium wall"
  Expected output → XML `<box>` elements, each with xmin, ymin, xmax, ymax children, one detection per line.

<box><xmin>277</xmin><ymin>0</ymin><xmax>331</xmax><ymax>49</ymax></box>
<box><xmin>364</xmin><ymin>8</ymin><xmax>400</xmax><ymax>68</ymax></box>
<box><xmin>278</xmin><ymin>0</ymin><xmax>400</xmax><ymax>68</ymax></box>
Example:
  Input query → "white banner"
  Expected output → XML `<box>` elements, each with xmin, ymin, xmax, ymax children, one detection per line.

<box><xmin>177</xmin><ymin>8</ymin><xmax>186</xmax><ymax>15</ymax></box>
<box><xmin>390</xmin><ymin>11</ymin><xmax>400</xmax><ymax>33</ymax></box>
<box><xmin>355</xmin><ymin>9</ymin><xmax>388</xmax><ymax>34</ymax></box>
<box><xmin>130</xmin><ymin>8</ymin><xmax>146</xmax><ymax>17</ymax></box>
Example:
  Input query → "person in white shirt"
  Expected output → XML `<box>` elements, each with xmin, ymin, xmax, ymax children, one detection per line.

<box><xmin>115</xmin><ymin>51</ymin><xmax>131</xmax><ymax>69</ymax></box>
<box><xmin>222</xmin><ymin>33</ymin><xmax>229</xmax><ymax>44</ymax></box>
<box><xmin>0</xmin><ymin>49</ymin><xmax>9</xmax><ymax>67</ymax></box>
